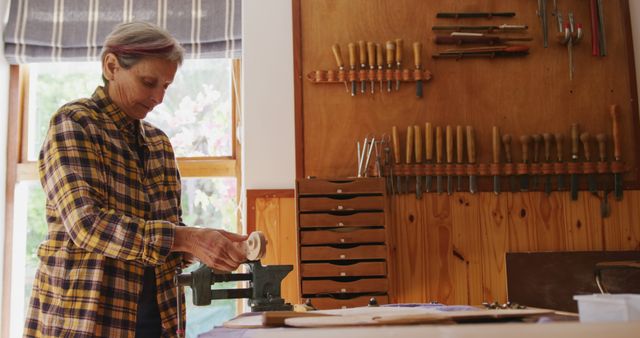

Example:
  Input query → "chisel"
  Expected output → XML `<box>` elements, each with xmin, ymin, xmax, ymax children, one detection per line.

<box><xmin>331</xmin><ymin>44</ymin><xmax>350</xmax><ymax>94</ymax></box>
<box><xmin>376</xmin><ymin>43</ymin><xmax>384</xmax><ymax>93</ymax></box>
<box><xmin>446</xmin><ymin>125</ymin><xmax>454</xmax><ymax>195</ymax></box>
<box><xmin>580</xmin><ymin>132</ymin><xmax>597</xmax><ymax>194</ymax></box>
<box><xmin>610</xmin><ymin>105</ymin><xmax>623</xmax><ymax>200</ymax></box>
<box><xmin>358</xmin><ymin>40</ymin><xmax>367</xmax><ymax>94</ymax></box>
<box><xmin>348</xmin><ymin>42</ymin><xmax>357</xmax><ymax>96</ymax></box>
<box><xmin>596</xmin><ymin>133</ymin><xmax>610</xmax><ymax>217</ymax></box>
<box><xmin>405</xmin><ymin>126</ymin><xmax>414</xmax><ymax>194</ymax></box>
<box><xmin>392</xmin><ymin>126</ymin><xmax>401</xmax><ymax>194</ymax></box>
<box><xmin>492</xmin><ymin>126</ymin><xmax>501</xmax><ymax>195</ymax></box>
<box><xmin>532</xmin><ymin>134</ymin><xmax>542</xmax><ymax>190</ymax></box>
<box><xmin>425</xmin><ymin>123</ymin><xmax>434</xmax><ymax>192</ymax></box>
<box><xmin>367</xmin><ymin>42</ymin><xmax>376</xmax><ymax>94</ymax></box>
<box><xmin>436</xmin><ymin>126</ymin><xmax>444</xmax><ymax>194</ymax></box>
<box><xmin>413</xmin><ymin>42</ymin><xmax>423</xmax><ymax>98</ymax></box>
<box><xmin>555</xmin><ymin>133</ymin><xmax>565</xmax><ymax>191</ymax></box>
<box><xmin>502</xmin><ymin>134</ymin><xmax>517</xmax><ymax>192</ymax></box>
<box><xmin>466</xmin><ymin>126</ymin><xmax>477</xmax><ymax>194</ymax></box>
<box><xmin>395</xmin><ymin>39</ymin><xmax>403</xmax><ymax>91</ymax></box>
<box><xmin>383</xmin><ymin>140</ymin><xmax>394</xmax><ymax>195</ymax></box>
<box><xmin>456</xmin><ymin>125</ymin><xmax>464</xmax><ymax>192</ymax></box>
<box><xmin>414</xmin><ymin>125</ymin><xmax>423</xmax><ymax>199</ymax></box>
<box><xmin>385</xmin><ymin>41</ymin><xmax>395</xmax><ymax>92</ymax></box>
<box><xmin>519</xmin><ymin>135</ymin><xmax>531</xmax><ymax>192</ymax></box>
<box><xmin>570</xmin><ymin>123</ymin><xmax>580</xmax><ymax>201</ymax></box>
<box><xmin>543</xmin><ymin>133</ymin><xmax>553</xmax><ymax>195</ymax></box>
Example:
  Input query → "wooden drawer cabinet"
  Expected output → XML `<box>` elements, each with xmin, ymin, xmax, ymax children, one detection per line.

<box><xmin>297</xmin><ymin>177</ymin><xmax>391</xmax><ymax>309</ymax></box>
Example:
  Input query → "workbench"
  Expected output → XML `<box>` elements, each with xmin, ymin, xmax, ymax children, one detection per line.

<box><xmin>200</xmin><ymin>321</ymin><xmax>639</xmax><ymax>338</ymax></box>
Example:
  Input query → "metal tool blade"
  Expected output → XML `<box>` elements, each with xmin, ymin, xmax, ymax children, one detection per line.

<box><xmin>570</xmin><ymin>173</ymin><xmax>579</xmax><ymax>200</ymax></box>
<box><xmin>493</xmin><ymin>176</ymin><xmax>500</xmax><ymax>195</ymax></box>
<box><xmin>520</xmin><ymin>175</ymin><xmax>529</xmax><ymax>192</ymax></box>
<box><xmin>469</xmin><ymin>175</ymin><xmax>477</xmax><ymax>194</ymax></box>
<box><xmin>447</xmin><ymin>176</ymin><xmax>453</xmax><ymax>195</ymax></box>
<box><xmin>544</xmin><ymin>176</ymin><xmax>552</xmax><ymax>195</ymax></box>
<box><xmin>614</xmin><ymin>173</ymin><xmax>623</xmax><ymax>200</ymax></box>
<box><xmin>426</xmin><ymin>175</ymin><xmax>432</xmax><ymax>193</ymax></box>
<box><xmin>437</xmin><ymin>176</ymin><xmax>443</xmax><ymax>194</ymax></box>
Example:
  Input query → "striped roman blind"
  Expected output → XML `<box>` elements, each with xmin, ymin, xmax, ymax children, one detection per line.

<box><xmin>2</xmin><ymin>0</ymin><xmax>241</xmax><ymax>64</ymax></box>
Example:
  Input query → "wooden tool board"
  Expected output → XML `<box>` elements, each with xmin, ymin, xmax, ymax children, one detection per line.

<box><xmin>294</xmin><ymin>0</ymin><xmax>639</xmax><ymax>187</ymax></box>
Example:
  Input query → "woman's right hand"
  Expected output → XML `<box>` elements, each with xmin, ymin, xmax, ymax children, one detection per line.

<box><xmin>172</xmin><ymin>227</ymin><xmax>248</xmax><ymax>271</ymax></box>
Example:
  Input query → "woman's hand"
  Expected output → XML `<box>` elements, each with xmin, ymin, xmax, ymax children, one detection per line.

<box><xmin>173</xmin><ymin>227</ymin><xmax>248</xmax><ymax>271</ymax></box>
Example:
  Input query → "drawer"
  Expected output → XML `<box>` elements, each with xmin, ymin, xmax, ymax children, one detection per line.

<box><xmin>298</xmin><ymin>178</ymin><xmax>384</xmax><ymax>195</ymax></box>
<box><xmin>300</xmin><ymin>228</ymin><xmax>386</xmax><ymax>245</ymax></box>
<box><xmin>302</xmin><ymin>278</ymin><xmax>388</xmax><ymax>295</ymax></box>
<box><xmin>298</xmin><ymin>195</ymin><xmax>384</xmax><ymax>212</ymax></box>
<box><xmin>299</xmin><ymin>212</ymin><xmax>384</xmax><ymax>228</ymax></box>
<box><xmin>300</xmin><ymin>245</ymin><xmax>387</xmax><ymax>261</ymax></box>
<box><xmin>307</xmin><ymin>295</ymin><xmax>389</xmax><ymax>310</ymax></box>
<box><xmin>301</xmin><ymin>262</ymin><xmax>387</xmax><ymax>278</ymax></box>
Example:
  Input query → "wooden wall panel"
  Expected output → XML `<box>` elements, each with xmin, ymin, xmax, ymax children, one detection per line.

<box><xmin>297</xmin><ymin>0</ymin><xmax>639</xmax><ymax>187</ymax></box>
<box><xmin>254</xmin><ymin>197</ymin><xmax>300</xmax><ymax>305</ymax></box>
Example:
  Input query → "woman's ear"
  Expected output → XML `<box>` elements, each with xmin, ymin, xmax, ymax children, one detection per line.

<box><xmin>102</xmin><ymin>53</ymin><xmax>120</xmax><ymax>81</ymax></box>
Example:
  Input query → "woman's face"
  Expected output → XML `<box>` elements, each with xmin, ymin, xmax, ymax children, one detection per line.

<box><xmin>105</xmin><ymin>55</ymin><xmax>178</xmax><ymax>120</ymax></box>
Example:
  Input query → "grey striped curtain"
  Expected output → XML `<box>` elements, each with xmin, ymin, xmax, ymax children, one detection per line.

<box><xmin>3</xmin><ymin>0</ymin><xmax>241</xmax><ymax>64</ymax></box>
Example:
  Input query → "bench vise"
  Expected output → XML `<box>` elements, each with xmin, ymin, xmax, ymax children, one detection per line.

<box><xmin>175</xmin><ymin>261</ymin><xmax>294</xmax><ymax>312</ymax></box>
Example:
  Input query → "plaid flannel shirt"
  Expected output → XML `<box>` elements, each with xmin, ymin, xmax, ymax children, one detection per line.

<box><xmin>25</xmin><ymin>86</ymin><xmax>185</xmax><ymax>337</ymax></box>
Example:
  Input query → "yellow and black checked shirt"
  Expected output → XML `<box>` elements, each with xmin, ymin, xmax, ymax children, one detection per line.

<box><xmin>25</xmin><ymin>86</ymin><xmax>185</xmax><ymax>337</ymax></box>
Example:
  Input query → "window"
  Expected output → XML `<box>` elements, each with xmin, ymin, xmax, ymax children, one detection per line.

<box><xmin>3</xmin><ymin>59</ymin><xmax>241</xmax><ymax>338</ymax></box>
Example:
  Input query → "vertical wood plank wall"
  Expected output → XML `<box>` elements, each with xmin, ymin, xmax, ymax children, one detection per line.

<box><xmin>251</xmin><ymin>195</ymin><xmax>301</xmax><ymax>304</ymax></box>
<box><xmin>253</xmin><ymin>191</ymin><xmax>640</xmax><ymax>305</ymax></box>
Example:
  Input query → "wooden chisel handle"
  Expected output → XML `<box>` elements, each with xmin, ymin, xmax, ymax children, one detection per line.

<box><xmin>456</xmin><ymin>125</ymin><xmax>464</xmax><ymax>164</ymax></box>
<box><xmin>414</xmin><ymin>125</ymin><xmax>423</xmax><ymax>164</ymax></box>
<box><xmin>596</xmin><ymin>133</ymin><xmax>607</xmax><ymax>162</ymax></box>
<box><xmin>532</xmin><ymin>134</ymin><xmax>542</xmax><ymax>163</ymax></box>
<box><xmin>543</xmin><ymin>133</ymin><xmax>552</xmax><ymax>162</ymax></box>
<box><xmin>413</xmin><ymin>42</ymin><xmax>422</xmax><ymax>69</ymax></box>
<box><xmin>348</xmin><ymin>43</ymin><xmax>356</xmax><ymax>69</ymax></box>
<box><xmin>358</xmin><ymin>40</ymin><xmax>367</xmax><ymax>66</ymax></box>
<box><xmin>392</xmin><ymin>126</ymin><xmax>400</xmax><ymax>164</ymax></box>
<box><xmin>395</xmin><ymin>39</ymin><xmax>403</xmax><ymax>65</ymax></box>
<box><xmin>436</xmin><ymin>126</ymin><xmax>443</xmax><ymax>164</ymax></box>
<box><xmin>502</xmin><ymin>134</ymin><xmax>512</xmax><ymax>163</ymax></box>
<box><xmin>331</xmin><ymin>44</ymin><xmax>345</xmax><ymax>68</ymax></box>
<box><xmin>492</xmin><ymin>126</ymin><xmax>501</xmax><ymax>164</ymax></box>
<box><xmin>386</xmin><ymin>41</ymin><xmax>395</xmax><ymax>65</ymax></box>
<box><xmin>425</xmin><ymin>123</ymin><xmax>433</xmax><ymax>162</ymax></box>
<box><xmin>610</xmin><ymin>104</ymin><xmax>621</xmax><ymax>161</ymax></box>
<box><xmin>571</xmin><ymin>123</ymin><xmax>580</xmax><ymax>160</ymax></box>
<box><xmin>376</xmin><ymin>43</ymin><xmax>383</xmax><ymax>68</ymax></box>
<box><xmin>520</xmin><ymin>135</ymin><xmax>531</xmax><ymax>163</ymax></box>
<box><xmin>367</xmin><ymin>42</ymin><xmax>376</xmax><ymax>68</ymax></box>
<box><xmin>406</xmin><ymin>126</ymin><xmax>414</xmax><ymax>165</ymax></box>
<box><xmin>466</xmin><ymin>126</ymin><xmax>476</xmax><ymax>164</ymax></box>
<box><xmin>446</xmin><ymin>125</ymin><xmax>453</xmax><ymax>164</ymax></box>
<box><xmin>580</xmin><ymin>132</ymin><xmax>592</xmax><ymax>161</ymax></box>
<box><xmin>555</xmin><ymin>133</ymin><xmax>564</xmax><ymax>162</ymax></box>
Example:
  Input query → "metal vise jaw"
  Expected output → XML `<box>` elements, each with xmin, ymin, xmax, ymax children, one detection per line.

<box><xmin>175</xmin><ymin>261</ymin><xmax>293</xmax><ymax>312</ymax></box>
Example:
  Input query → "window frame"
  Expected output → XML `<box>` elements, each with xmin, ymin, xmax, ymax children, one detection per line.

<box><xmin>1</xmin><ymin>59</ymin><xmax>242</xmax><ymax>337</ymax></box>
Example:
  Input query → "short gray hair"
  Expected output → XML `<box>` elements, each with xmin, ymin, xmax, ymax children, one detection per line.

<box><xmin>101</xmin><ymin>21</ymin><xmax>184</xmax><ymax>83</ymax></box>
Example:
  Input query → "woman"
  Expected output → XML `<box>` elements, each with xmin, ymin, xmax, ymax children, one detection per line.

<box><xmin>24</xmin><ymin>21</ymin><xmax>247</xmax><ymax>337</ymax></box>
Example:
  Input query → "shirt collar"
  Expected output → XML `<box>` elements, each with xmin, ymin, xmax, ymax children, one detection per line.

<box><xmin>92</xmin><ymin>86</ymin><xmax>147</xmax><ymax>142</ymax></box>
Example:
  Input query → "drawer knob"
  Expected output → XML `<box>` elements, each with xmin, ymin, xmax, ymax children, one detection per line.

<box><xmin>337</xmin><ymin>205</ymin><xmax>344</xmax><ymax>210</ymax></box>
<box><xmin>340</xmin><ymin>254</ymin><xmax>346</xmax><ymax>259</ymax></box>
<box><xmin>340</xmin><ymin>238</ymin><xmax>345</xmax><ymax>243</ymax></box>
<box><xmin>337</xmin><ymin>222</ymin><xmax>344</xmax><ymax>227</ymax></box>
<box><xmin>336</xmin><ymin>189</ymin><xmax>343</xmax><ymax>193</ymax></box>
<box><xmin>340</xmin><ymin>272</ymin><xmax>346</xmax><ymax>276</ymax></box>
